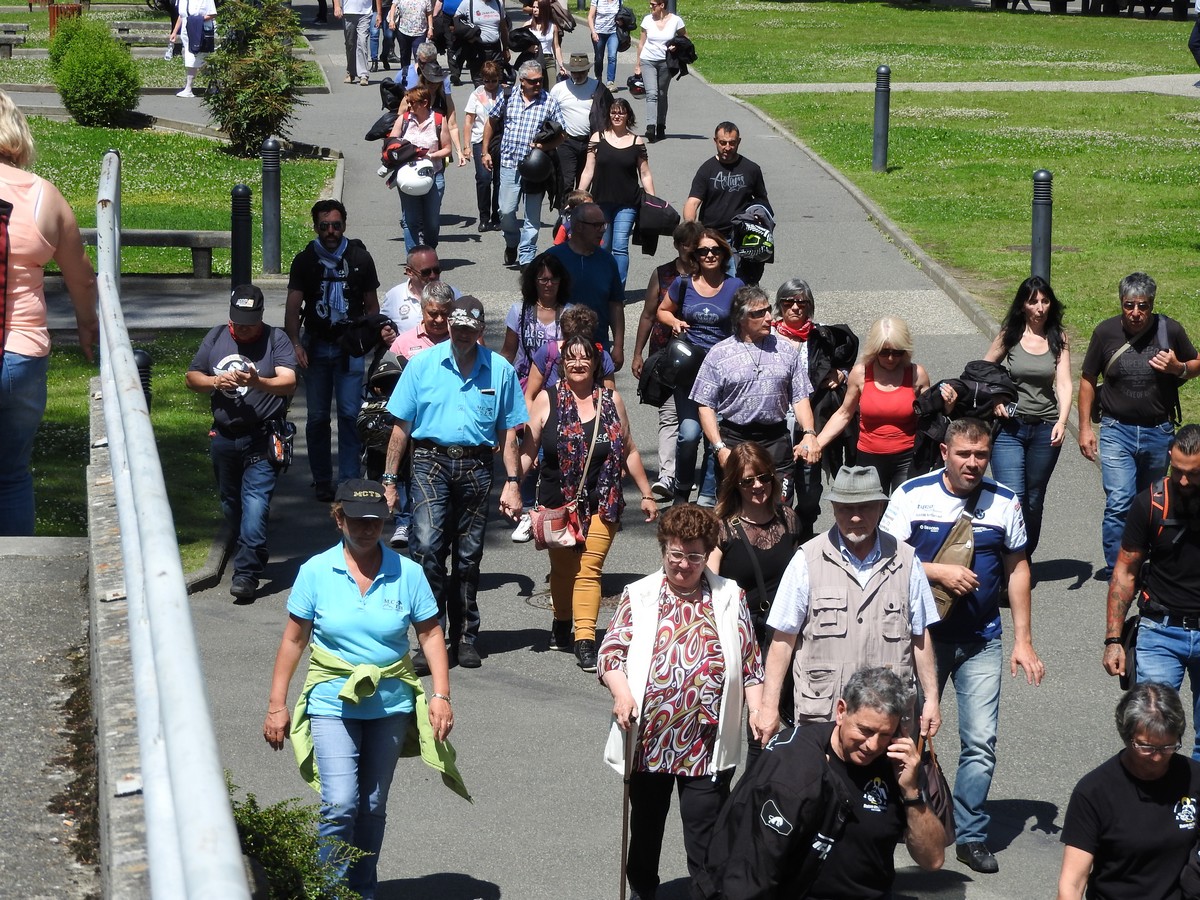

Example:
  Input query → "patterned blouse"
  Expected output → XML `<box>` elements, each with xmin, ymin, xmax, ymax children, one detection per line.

<box><xmin>598</xmin><ymin>575</ymin><xmax>764</xmax><ymax>776</ymax></box>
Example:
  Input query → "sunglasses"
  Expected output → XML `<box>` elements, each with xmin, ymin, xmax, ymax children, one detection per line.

<box><xmin>693</xmin><ymin>246</ymin><xmax>722</xmax><ymax>259</ymax></box>
<box><xmin>738</xmin><ymin>473</ymin><xmax>772</xmax><ymax>488</ymax></box>
<box><xmin>1122</xmin><ymin>301</ymin><xmax>1152</xmax><ymax>312</ymax></box>
<box><xmin>745</xmin><ymin>307</ymin><xmax>771</xmax><ymax>320</ymax></box>
<box><xmin>317</xmin><ymin>221</ymin><xmax>345</xmax><ymax>232</ymax></box>
<box><xmin>536</xmin><ymin>276</ymin><xmax>560</xmax><ymax>284</ymax></box>
<box><xmin>411</xmin><ymin>266</ymin><xmax>441</xmax><ymax>278</ymax></box>
<box><xmin>878</xmin><ymin>348</ymin><xmax>905</xmax><ymax>359</ymax></box>
<box><xmin>780</xmin><ymin>297</ymin><xmax>812</xmax><ymax>308</ymax></box>
<box><xmin>521</xmin><ymin>78</ymin><xmax>543</xmax><ymax>86</ymax></box>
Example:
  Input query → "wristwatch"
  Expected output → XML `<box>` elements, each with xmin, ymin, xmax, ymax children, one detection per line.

<box><xmin>901</xmin><ymin>789</ymin><xmax>927</xmax><ymax>808</ymax></box>
<box><xmin>713</xmin><ymin>442</ymin><xmax>728</xmax><ymax>453</ymax></box>
<box><xmin>1103</xmin><ymin>636</ymin><xmax>1123</xmax><ymax>647</ymax></box>
<box><xmin>505</xmin><ymin>475</ymin><xmax>520</xmax><ymax>483</ymax></box>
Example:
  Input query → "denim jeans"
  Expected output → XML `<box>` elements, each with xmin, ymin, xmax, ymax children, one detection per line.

<box><xmin>1098</xmin><ymin>416</ymin><xmax>1173</xmax><ymax>569</ymax></box>
<box><xmin>599</xmin><ymin>203</ymin><xmax>635</xmax><ymax>287</ymax></box>
<box><xmin>471</xmin><ymin>140</ymin><xmax>500</xmax><ymax>224</ymax></box>
<box><xmin>0</xmin><ymin>350</ymin><xmax>48</xmax><ymax>536</ymax></box>
<box><xmin>344</xmin><ymin>13</ymin><xmax>370</xmax><ymax>78</ymax></box>
<box><xmin>302</xmin><ymin>336</ymin><xmax>365</xmax><ymax>485</ymax></box>
<box><xmin>641</xmin><ymin>56</ymin><xmax>670</xmax><ymax>129</ymax></box>
<box><xmin>210</xmin><ymin>432</ymin><xmax>278</xmax><ymax>579</ymax></box>
<box><xmin>989</xmin><ymin>417</ymin><xmax>1062</xmax><ymax>559</ymax></box>
<box><xmin>408</xmin><ymin>449</ymin><xmax>493</xmax><ymax>644</ymax></box>
<box><xmin>672</xmin><ymin>386</ymin><xmax>704</xmax><ymax>503</ymax></box>
<box><xmin>1134</xmin><ymin>616</ymin><xmax>1200</xmax><ymax>759</ymax></box>
<box><xmin>310</xmin><ymin>713</ymin><xmax>410</xmax><ymax>899</ymax></box>
<box><xmin>593</xmin><ymin>30</ymin><xmax>618</xmax><ymax>83</ymax></box>
<box><xmin>368</xmin><ymin>8</ymin><xmax>391</xmax><ymax>60</ymax></box>
<box><xmin>399</xmin><ymin>169</ymin><xmax>446</xmax><ymax>251</ymax></box>
<box><xmin>935</xmin><ymin>637</ymin><xmax>1002</xmax><ymax>846</ymax></box>
<box><xmin>498</xmin><ymin>165</ymin><xmax>545</xmax><ymax>265</ymax></box>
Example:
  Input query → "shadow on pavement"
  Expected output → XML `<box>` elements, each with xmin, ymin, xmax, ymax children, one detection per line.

<box><xmin>987</xmin><ymin>797</ymin><xmax>1062</xmax><ymax>850</ymax></box>
<box><xmin>1031</xmin><ymin>557</ymin><xmax>1093</xmax><ymax>591</ymax></box>
<box><xmin>894</xmin><ymin>865</ymin><xmax>971</xmax><ymax>898</ymax></box>
<box><xmin>380</xmin><ymin>872</ymin><xmax>501</xmax><ymax>900</ymax></box>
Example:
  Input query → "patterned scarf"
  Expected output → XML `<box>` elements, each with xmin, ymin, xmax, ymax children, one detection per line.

<box><xmin>311</xmin><ymin>236</ymin><xmax>349</xmax><ymax>327</ymax></box>
<box><xmin>555</xmin><ymin>381</ymin><xmax>625</xmax><ymax>530</ymax></box>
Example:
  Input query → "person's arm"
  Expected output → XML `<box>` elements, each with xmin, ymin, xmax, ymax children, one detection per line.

<box><xmin>982</xmin><ymin>332</ymin><xmax>1005</xmax><ymax>364</ymax></box>
<box><xmin>517</xmin><ymin>392</ymin><xmax>549</xmax><ymax>475</ymax></box>
<box><xmin>637</xmin><ymin>145</ymin><xmax>655</xmax><ymax>197</ymax></box>
<box><xmin>682</xmin><ymin>195</ymin><xmax>701</xmax><ymax>223</ymax></box>
<box><xmin>415</xmin><ymin>616</ymin><xmax>453</xmax><ymax>740</ymax></box>
<box><xmin>912</xmin><ymin>363</ymin><xmax>931</xmax><ymax>395</ymax></box>
<box><xmin>1056</xmin><ymin>846</ymin><xmax>1093</xmax><ymax>900</ymax></box>
<box><xmin>499</xmin><ymin>4</ymin><xmax>510</xmax><ymax>52</ymax></box>
<box><xmin>44</xmin><ymin>187</ymin><xmax>98</xmax><ymax>362</ymax></box>
<box><xmin>698</xmin><ymin>404</ymin><xmax>727</xmax><ymax>467</ymax></box>
<box><xmin>587</xmin><ymin>1</ymin><xmax>598</xmax><ymax>41</ymax></box>
<box><xmin>792</xmin><ymin>396</ymin><xmax>818</xmax><ymax>464</ymax></box>
<box><xmin>425</xmin><ymin>1</ymin><xmax>434</xmax><ymax>37</ymax></box>
<box><xmin>523</xmin><ymin>358</ymin><xmax>547</xmax><ymax>408</ymax></box>
<box><xmin>499</xmin><ymin>424</ymin><xmax>522</xmax><ymax>519</ymax></box>
<box><xmin>1078</xmin><ymin>373</ymin><xmax>1098</xmax><ymax>461</ymax></box>
<box><xmin>481</xmin><ymin>116</ymin><xmax>496</xmax><ymax>172</ymax></box>
<box><xmin>1005</xmin><ymin>551</ymin><xmax>1044</xmax><ymax>685</ymax></box>
<box><xmin>1052</xmin><ymin>340</ymin><xmax>1073</xmax><ymax>447</ymax></box>
<box><xmin>633</xmin><ymin>27</ymin><xmax>647</xmax><ymax>73</ymax></box>
<box><xmin>576</xmin><ymin>136</ymin><xmax>599</xmax><ymax>193</ymax></box>
<box><xmin>1102</xmin><ymin>545</ymin><xmax>1145</xmax><ymax>677</ymax></box>
<box><xmin>553</xmin><ymin>24</ymin><xmax>564</xmax><ymax>71</ymax></box>
<box><xmin>376</xmin><ymin>0</ymin><xmax>383</xmax><ymax>28</ymax></box>
<box><xmin>814</xmin><ymin>364</ymin><xmax>863</xmax><ymax>450</ymax></box>
<box><xmin>609</xmin><ymin>299</ymin><xmax>625</xmax><ymax>371</ymax></box>
<box><xmin>431</xmin><ymin>114</ymin><xmax>453</xmax><ymax>160</ymax></box>
<box><xmin>383</xmin><ymin>419</ymin><xmax>412</xmax><ymax>509</ymax></box>
<box><xmin>602</xmin><ymin>667</ymin><xmax>638</xmax><ymax>729</ymax></box>
<box><xmin>462</xmin><ymin>110</ymin><xmax>477</xmax><ymax>160</ymax></box>
<box><xmin>499</xmin><ymin>327</ymin><xmax>519</xmax><ymax>364</ymax></box>
<box><xmin>631</xmin><ymin>269</ymin><xmax>661</xmax><ymax>378</ymax></box>
<box><xmin>442</xmin><ymin>94</ymin><xmax>463</xmax><ymax>160</ymax></box>
<box><xmin>263</xmin><ymin>613</ymin><xmax>312</xmax><ymax>750</ymax></box>
<box><xmin>911</xmin><ymin>630</ymin><xmax>940</xmax><ymax>739</ymax></box>
<box><xmin>284</xmin><ymin>288</ymin><xmax>309</xmax><ymax>368</ymax></box>
<box><xmin>756</xmin><ymin>629</ymin><xmax>798</xmax><ymax>741</ymax></box>
<box><xmin>889</xmin><ymin>734</ymin><xmax>944</xmax><ymax>871</ymax></box>
<box><xmin>656</xmin><ymin>291</ymin><xmax>686</xmax><ymax>333</ymax></box>
<box><xmin>333</xmin><ymin>0</ymin><xmax>343</xmax><ymax>18</ymax></box>
<box><xmin>614</xmin><ymin>390</ymin><xmax>658</xmax><ymax>522</ymax></box>
<box><xmin>363</xmin><ymin>288</ymin><xmax>380</xmax><ymax>317</ymax></box>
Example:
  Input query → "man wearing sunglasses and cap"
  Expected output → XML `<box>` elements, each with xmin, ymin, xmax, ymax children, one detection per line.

<box><xmin>382</xmin><ymin>296</ymin><xmax>527</xmax><ymax>671</ymax></box>
<box><xmin>187</xmin><ymin>285</ymin><xmax>297</xmax><ymax>601</ymax></box>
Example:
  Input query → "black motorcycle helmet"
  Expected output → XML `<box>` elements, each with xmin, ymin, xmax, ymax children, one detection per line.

<box><xmin>518</xmin><ymin>147</ymin><xmax>553</xmax><ymax>182</ymax></box>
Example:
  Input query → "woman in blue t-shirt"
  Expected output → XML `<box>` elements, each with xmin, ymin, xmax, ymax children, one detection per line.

<box><xmin>656</xmin><ymin>228</ymin><xmax>743</xmax><ymax>505</ymax></box>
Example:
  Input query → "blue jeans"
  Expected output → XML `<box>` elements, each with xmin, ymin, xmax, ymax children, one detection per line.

<box><xmin>368</xmin><ymin>8</ymin><xmax>391</xmax><ymax>60</ymax></box>
<box><xmin>498</xmin><ymin>165</ymin><xmax>546</xmax><ymax>266</ymax></box>
<box><xmin>935</xmin><ymin>637</ymin><xmax>1002</xmax><ymax>846</ymax></box>
<box><xmin>399</xmin><ymin>169</ymin><xmax>446</xmax><ymax>251</ymax></box>
<box><xmin>989</xmin><ymin>418</ymin><xmax>1062</xmax><ymax>560</ymax></box>
<box><xmin>210</xmin><ymin>431</ymin><xmax>278</xmax><ymax>579</ymax></box>
<box><xmin>472</xmin><ymin>139</ymin><xmax>499</xmax><ymax>224</ymax></box>
<box><xmin>302</xmin><ymin>336</ymin><xmax>365</xmax><ymax>485</ymax></box>
<box><xmin>1133</xmin><ymin>616</ymin><xmax>1200</xmax><ymax>759</ymax></box>
<box><xmin>0</xmin><ymin>350</ymin><xmax>48</xmax><ymax>536</ymax></box>
<box><xmin>310</xmin><ymin>713</ymin><xmax>410</xmax><ymax>899</ymax></box>
<box><xmin>599</xmin><ymin>203</ymin><xmax>635</xmax><ymax>287</ymax></box>
<box><xmin>672</xmin><ymin>386</ymin><xmax>704</xmax><ymax>503</ymax></box>
<box><xmin>593</xmin><ymin>30</ymin><xmax>617</xmax><ymax>83</ymax></box>
<box><xmin>409</xmin><ymin>449</ymin><xmax>493</xmax><ymax>644</ymax></box>
<box><xmin>1098</xmin><ymin>417</ymin><xmax>1173</xmax><ymax>569</ymax></box>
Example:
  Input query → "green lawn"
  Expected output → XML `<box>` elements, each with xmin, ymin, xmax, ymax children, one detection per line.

<box><xmin>687</xmin><ymin>0</ymin><xmax>1193</xmax><ymax>83</ymax></box>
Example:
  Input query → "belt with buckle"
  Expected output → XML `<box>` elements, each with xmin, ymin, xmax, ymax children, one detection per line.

<box><xmin>1143</xmin><ymin>609</ymin><xmax>1200</xmax><ymax>631</ymax></box>
<box><xmin>412</xmin><ymin>438</ymin><xmax>492</xmax><ymax>460</ymax></box>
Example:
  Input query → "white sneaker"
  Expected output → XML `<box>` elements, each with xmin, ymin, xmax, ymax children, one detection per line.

<box><xmin>359</xmin><ymin>74</ymin><xmax>369</xmax><ymax>86</ymax></box>
<box><xmin>511</xmin><ymin>513</ymin><xmax>533</xmax><ymax>543</ymax></box>
<box><xmin>389</xmin><ymin>523</ymin><xmax>409</xmax><ymax>548</ymax></box>
<box><xmin>176</xmin><ymin>89</ymin><xmax>195</xmax><ymax>98</ymax></box>
<box><xmin>651</xmin><ymin>478</ymin><xmax>673</xmax><ymax>501</ymax></box>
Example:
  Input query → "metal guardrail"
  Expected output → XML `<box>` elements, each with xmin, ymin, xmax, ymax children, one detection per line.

<box><xmin>95</xmin><ymin>149</ymin><xmax>251</xmax><ymax>900</ymax></box>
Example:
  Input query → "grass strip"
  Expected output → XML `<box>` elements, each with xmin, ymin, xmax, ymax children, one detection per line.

<box><xmin>687</xmin><ymin>0</ymin><xmax>1193</xmax><ymax>83</ymax></box>
<box><xmin>751</xmin><ymin>88</ymin><xmax>1200</xmax><ymax>417</ymax></box>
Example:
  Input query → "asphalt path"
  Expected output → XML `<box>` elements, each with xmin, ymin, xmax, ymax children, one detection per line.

<box><xmin>39</xmin><ymin>10</ymin><xmax>1166</xmax><ymax>897</ymax></box>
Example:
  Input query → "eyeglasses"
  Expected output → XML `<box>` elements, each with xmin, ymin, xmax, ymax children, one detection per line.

<box><xmin>579</xmin><ymin>219</ymin><xmax>607</xmax><ymax>228</ymax></box>
<box><xmin>694</xmin><ymin>246</ymin><xmax>721</xmax><ymax>258</ymax></box>
<box><xmin>665</xmin><ymin>549</ymin><xmax>707</xmax><ymax>565</ymax></box>
<box><xmin>317</xmin><ymin>221</ymin><xmax>345</xmax><ymax>232</ymax></box>
<box><xmin>738</xmin><ymin>473</ymin><xmax>772</xmax><ymax>488</ymax></box>
<box><xmin>536</xmin><ymin>276</ymin><xmax>560</xmax><ymax>284</ymax></box>
<box><xmin>780</xmin><ymin>297</ymin><xmax>812</xmax><ymax>308</ymax></box>
<box><xmin>610</xmin><ymin>109</ymin><xmax>627</xmax><ymax>118</ymax></box>
<box><xmin>1130</xmin><ymin>740</ymin><xmax>1181</xmax><ymax>756</ymax></box>
<box><xmin>878</xmin><ymin>348</ymin><xmax>905</xmax><ymax>359</ymax></box>
<box><xmin>411</xmin><ymin>266</ymin><xmax>441</xmax><ymax>278</ymax></box>
<box><xmin>1122</xmin><ymin>301</ymin><xmax>1153</xmax><ymax>312</ymax></box>
<box><xmin>745</xmin><ymin>307</ymin><xmax>771</xmax><ymax>320</ymax></box>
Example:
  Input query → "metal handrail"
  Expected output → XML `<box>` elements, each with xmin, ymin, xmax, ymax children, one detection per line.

<box><xmin>96</xmin><ymin>150</ymin><xmax>251</xmax><ymax>900</ymax></box>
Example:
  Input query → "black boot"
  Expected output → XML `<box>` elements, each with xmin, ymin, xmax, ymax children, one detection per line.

<box><xmin>656</xmin><ymin>121</ymin><xmax>666</xmax><ymax>141</ymax></box>
<box><xmin>645</xmin><ymin>125</ymin><xmax>656</xmax><ymax>143</ymax></box>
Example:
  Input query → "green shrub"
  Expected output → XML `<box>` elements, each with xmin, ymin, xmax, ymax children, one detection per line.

<box><xmin>202</xmin><ymin>0</ymin><xmax>307</xmax><ymax>156</ymax></box>
<box><xmin>53</xmin><ymin>19</ymin><xmax>140</xmax><ymax>127</ymax></box>
<box><xmin>47</xmin><ymin>14</ymin><xmax>88</xmax><ymax>74</ymax></box>
<box><xmin>227</xmin><ymin>776</ymin><xmax>364</xmax><ymax>900</ymax></box>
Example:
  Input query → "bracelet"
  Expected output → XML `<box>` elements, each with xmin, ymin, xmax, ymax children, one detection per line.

<box><xmin>380</xmin><ymin>473</ymin><xmax>398</xmax><ymax>484</ymax></box>
<box><xmin>431</xmin><ymin>692</ymin><xmax>452</xmax><ymax>704</ymax></box>
<box><xmin>642</xmin><ymin>495</ymin><xmax>655</xmax><ymax>501</ymax></box>
<box><xmin>1104</xmin><ymin>636</ymin><xmax>1123</xmax><ymax>647</ymax></box>
<box><xmin>268</xmin><ymin>706</ymin><xmax>287</xmax><ymax>714</ymax></box>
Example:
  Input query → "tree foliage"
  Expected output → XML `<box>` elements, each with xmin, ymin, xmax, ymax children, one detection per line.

<box><xmin>51</xmin><ymin>17</ymin><xmax>140</xmax><ymax>127</ymax></box>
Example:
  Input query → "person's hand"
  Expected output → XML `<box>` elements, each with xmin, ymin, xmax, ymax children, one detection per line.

<box><xmin>613</xmin><ymin>694</ymin><xmax>638</xmax><ymax>730</ymax></box>
<box><xmin>457</xmin><ymin>152</ymin><xmax>469</xmax><ymax>167</ymax></box>
<box><xmin>1011</xmin><ymin>640</ymin><xmax>1045</xmax><ymax>686</ymax></box>
<box><xmin>482</xmin><ymin>151</ymin><xmax>493</xmax><ymax>172</ymax></box>
<box><xmin>263</xmin><ymin>705</ymin><xmax>291</xmax><ymax>751</ymax></box>
<box><xmin>590</xmin><ymin>29</ymin><xmax>599</xmax><ymax>42</ymax></box>
<box><xmin>1148</xmin><ymin>348</ymin><xmax>1186</xmax><ymax>378</ymax></box>
<box><xmin>887</xmin><ymin>733</ymin><xmax>921</xmax><ymax>796</ymax></box>
<box><xmin>77</xmin><ymin>317</ymin><xmax>99</xmax><ymax>363</ymax></box>
<box><xmin>753</xmin><ymin>706</ymin><xmax>782</xmax><ymax>744</ymax></box>
<box><xmin>670</xmin><ymin>319</ymin><xmax>689</xmax><ymax>337</ymax></box>
<box><xmin>631</xmin><ymin>353</ymin><xmax>644</xmax><ymax>379</ymax></box>
<box><xmin>428</xmin><ymin>695</ymin><xmax>454</xmax><ymax>741</ymax></box>
<box><xmin>1103</xmin><ymin>642</ymin><xmax>1125</xmax><ymax>677</ymax></box>
<box><xmin>716</xmin><ymin>445</ymin><xmax>732</xmax><ymax>470</ymax></box>
<box><xmin>380</xmin><ymin>322</ymin><xmax>398</xmax><ymax>346</ymax></box>
<box><xmin>1050</xmin><ymin>420</ymin><xmax>1066</xmax><ymax>447</ymax></box>
<box><xmin>919</xmin><ymin>696</ymin><xmax>941</xmax><ymax>739</ymax></box>
<box><xmin>293</xmin><ymin>341</ymin><xmax>309</xmax><ymax>368</ymax></box>
<box><xmin>384</xmin><ymin>482</ymin><xmax>398</xmax><ymax>511</ymax></box>
<box><xmin>936</xmin><ymin>564</ymin><xmax>979</xmax><ymax>596</ymax></box>
<box><xmin>1079</xmin><ymin>427</ymin><xmax>1097</xmax><ymax>462</ymax></box>
<box><xmin>498</xmin><ymin>481</ymin><xmax>522</xmax><ymax>521</ymax></box>
<box><xmin>633</xmin><ymin>64</ymin><xmax>641</xmax><ymax>76</ymax></box>
<box><xmin>940</xmin><ymin>383</ymin><xmax>958</xmax><ymax>411</ymax></box>
<box><xmin>640</xmin><ymin>497</ymin><xmax>658</xmax><ymax>522</ymax></box>
<box><xmin>993</xmin><ymin>400</ymin><xmax>1010</xmax><ymax>419</ymax></box>
<box><xmin>610</xmin><ymin>345</ymin><xmax>624</xmax><ymax>372</ymax></box>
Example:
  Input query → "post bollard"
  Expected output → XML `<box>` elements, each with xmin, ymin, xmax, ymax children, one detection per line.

<box><xmin>873</xmin><ymin>66</ymin><xmax>891</xmax><ymax>174</ymax></box>
<box><xmin>132</xmin><ymin>348</ymin><xmax>153</xmax><ymax>410</ymax></box>
<box><xmin>261</xmin><ymin>138</ymin><xmax>281</xmax><ymax>275</ymax></box>
<box><xmin>231</xmin><ymin>184</ymin><xmax>252</xmax><ymax>290</ymax></box>
<box><xmin>1031</xmin><ymin>169</ymin><xmax>1052</xmax><ymax>282</ymax></box>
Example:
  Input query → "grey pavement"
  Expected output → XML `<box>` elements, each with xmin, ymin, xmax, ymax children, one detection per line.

<box><xmin>20</xmin><ymin>9</ymin><xmax>1160</xmax><ymax>898</ymax></box>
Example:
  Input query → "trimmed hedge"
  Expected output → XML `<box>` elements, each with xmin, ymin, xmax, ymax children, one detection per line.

<box><xmin>51</xmin><ymin>17</ymin><xmax>140</xmax><ymax>127</ymax></box>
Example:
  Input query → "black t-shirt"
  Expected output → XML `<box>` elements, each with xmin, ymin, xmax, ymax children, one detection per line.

<box><xmin>286</xmin><ymin>239</ymin><xmax>380</xmax><ymax>342</ymax></box>
<box><xmin>687</xmin><ymin>154</ymin><xmax>769</xmax><ymax>235</ymax></box>
<box><xmin>1081</xmin><ymin>314</ymin><xmax>1197</xmax><ymax>425</ymax></box>
<box><xmin>1121</xmin><ymin>482</ymin><xmax>1200</xmax><ymax>615</ymax></box>
<box><xmin>809</xmin><ymin>740</ymin><xmax>907</xmax><ymax>900</ymax></box>
<box><xmin>1061</xmin><ymin>753</ymin><xmax>1200</xmax><ymax>900</ymax></box>
<box><xmin>538</xmin><ymin>403</ymin><xmax>612</xmax><ymax>510</ymax></box>
<box><xmin>189</xmin><ymin>323</ymin><xmax>296</xmax><ymax>437</ymax></box>
<box><xmin>716</xmin><ymin>507</ymin><xmax>802</xmax><ymax>623</ymax></box>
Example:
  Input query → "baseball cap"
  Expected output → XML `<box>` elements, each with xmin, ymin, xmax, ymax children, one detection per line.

<box><xmin>448</xmin><ymin>295</ymin><xmax>485</xmax><ymax>330</ymax></box>
<box><xmin>229</xmin><ymin>284</ymin><xmax>265</xmax><ymax>325</ymax></box>
<box><xmin>334</xmin><ymin>479</ymin><xmax>390</xmax><ymax>518</ymax></box>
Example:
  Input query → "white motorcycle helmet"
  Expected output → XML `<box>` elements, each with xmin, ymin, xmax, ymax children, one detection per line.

<box><xmin>395</xmin><ymin>159</ymin><xmax>435</xmax><ymax>196</ymax></box>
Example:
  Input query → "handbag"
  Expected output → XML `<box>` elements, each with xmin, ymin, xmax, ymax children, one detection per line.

<box><xmin>636</xmin><ymin>348</ymin><xmax>670</xmax><ymax>408</ymax></box>
<box><xmin>265</xmin><ymin>417</ymin><xmax>296</xmax><ymax>471</ymax></box>
<box><xmin>928</xmin><ymin>485</ymin><xmax>982</xmax><ymax>620</ymax></box>
<box><xmin>530</xmin><ymin>391</ymin><xmax>603</xmax><ymax>551</ymax></box>
<box><xmin>916</xmin><ymin>734</ymin><xmax>956</xmax><ymax>847</ymax></box>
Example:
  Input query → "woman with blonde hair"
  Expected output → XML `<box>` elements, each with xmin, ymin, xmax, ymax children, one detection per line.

<box><xmin>0</xmin><ymin>90</ymin><xmax>97</xmax><ymax>535</ymax></box>
<box><xmin>814</xmin><ymin>316</ymin><xmax>936</xmax><ymax>493</ymax></box>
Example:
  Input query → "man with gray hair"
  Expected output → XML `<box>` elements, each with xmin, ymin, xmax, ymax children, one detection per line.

<box><xmin>697</xmin><ymin>667</ymin><xmax>946</xmax><ymax>900</ymax></box>
<box><xmin>481</xmin><ymin>59</ymin><xmax>566</xmax><ymax>269</ymax></box>
<box><xmin>1078</xmin><ymin>271</ymin><xmax>1198</xmax><ymax>579</ymax></box>
<box><xmin>757</xmin><ymin>465</ymin><xmax>941</xmax><ymax>756</ymax></box>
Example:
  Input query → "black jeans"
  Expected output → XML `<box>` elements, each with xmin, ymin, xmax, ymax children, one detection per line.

<box><xmin>556</xmin><ymin>134</ymin><xmax>589</xmax><ymax>195</ymax></box>
<box><xmin>626</xmin><ymin>770</ymin><xmax>733</xmax><ymax>897</ymax></box>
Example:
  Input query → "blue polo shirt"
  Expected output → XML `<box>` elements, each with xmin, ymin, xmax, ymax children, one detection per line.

<box><xmin>288</xmin><ymin>542</ymin><xmax>439</xmax><ymax>719</ymax></box>
<box><xmin>387</xmin><ymin>340</ymin><xmax>528</xmax><ymax>446</ymax></box>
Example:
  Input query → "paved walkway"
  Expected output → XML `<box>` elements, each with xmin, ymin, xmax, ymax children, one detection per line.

<box><xmin>17</xmin><ymin>11</ymin><xmax>1152</xmax><ymax>898</ymax></box>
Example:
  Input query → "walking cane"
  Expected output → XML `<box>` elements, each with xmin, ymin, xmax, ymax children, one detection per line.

<box><xmin>619</xmin><ymin>716</ymin><xmax>636</xmax><ymax>900</ymax></box>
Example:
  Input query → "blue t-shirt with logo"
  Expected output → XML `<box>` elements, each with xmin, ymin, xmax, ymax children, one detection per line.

<box><xmin>668</xmin><ymin>275</ymin><xmax>743</xmax><ymax>351</ymax></box>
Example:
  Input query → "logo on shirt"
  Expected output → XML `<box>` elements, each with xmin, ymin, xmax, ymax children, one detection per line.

<box><xmin>214</xmin><ymin>353</ymin><xmax>257</xmax><ymax>397</ymax></box>
<box><xmin>760</xmin><ymin>799</ymin><xmax>793</xmax><ymax>835</ymax></box>
<box><xmin>862</xmin><ymin>777</ymin><xmax>889</xmax><ymax>813</ymax></box>
<box><xmin>1176</xmin><ymin>796</ymin><xmax>1197</xmax><ymax>830</ymax></box>
<box><xmin>713</xmin><ymin>170</ymin><xmax>748</xmax><ymax>192</ymax></box>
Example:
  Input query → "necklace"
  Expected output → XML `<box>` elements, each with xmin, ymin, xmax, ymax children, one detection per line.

<box><xmin>742</xmin><ymin>338</ymin><xmax>767</xmax><ymax>375</ymax></box>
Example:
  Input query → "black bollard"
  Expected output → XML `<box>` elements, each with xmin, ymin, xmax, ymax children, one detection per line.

<box><xmin>132</xmin><ymin>348</ymin><xmax>153</xmax><ymax>410</ymax></box>
<box><xmin>231</xmin><ymin>184</ymin><xmax>252</xmax><ymax>290</ymax></box>
<box><xmin>1031</xmin><ymin>169</ymin><xmax>1052</xmax><ymax>282</ymax></box>
<box><xmin>872</xmin><ymin>66</ymin><xmax>891</xmax><ymax>174</ymax></box>
<box><xmin>261</xmin><ymin>138</ymin><xmax>281</xmax><ymax>275</ymax></box>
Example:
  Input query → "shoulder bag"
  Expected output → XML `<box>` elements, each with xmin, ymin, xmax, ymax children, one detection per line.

<box><xmin>915</xmin><ymin>733</ymin><xmax>956</xmax><ymax>846</ymax></box>
<box><xmin>530</xmin><ymin>391</ymin><xmax>603</xmax><ymax>550</ymax></box>
<box><xmin>928</xmin><ymin>485</ymin><xmax>983</xmax><ymax>620</ymax></box>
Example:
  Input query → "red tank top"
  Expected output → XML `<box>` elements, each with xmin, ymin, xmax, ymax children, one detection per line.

<box><xmin>858</xmin><ymin>363</ymin><xmax>917</xmax><ymax>454</ymax></box>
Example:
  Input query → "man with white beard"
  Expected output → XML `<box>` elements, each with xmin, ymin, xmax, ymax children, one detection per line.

<box><xmin>754</xmin><ymin>465</ymin><xmax>942</xmax><ymax>752</ymax></box>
